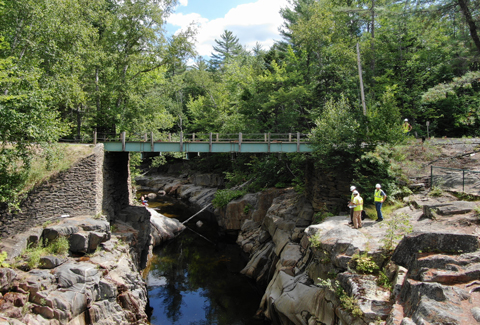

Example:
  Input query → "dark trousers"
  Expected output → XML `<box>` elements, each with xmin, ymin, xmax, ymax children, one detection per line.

<box><xmin>375</xmin><ymin>202</ymin><xmax>384</xmax><ymax>221</ymax></box>
<box><xmin>350</xmin><ymin>208</ymin><xmax>354</xmax><ymax>223</ymax></box>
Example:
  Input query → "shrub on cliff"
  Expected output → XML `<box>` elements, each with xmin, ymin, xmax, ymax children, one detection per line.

<box><xmin>212</xmin><ymin>189</ymin><xmax>247</xmax><ymax>208</ymax></box>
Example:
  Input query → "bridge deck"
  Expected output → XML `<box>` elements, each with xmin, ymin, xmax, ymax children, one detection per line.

<box><xmin>104</xmin><ymin>141</ymin><xmax>312</xmax><ymax>153</ymax></box>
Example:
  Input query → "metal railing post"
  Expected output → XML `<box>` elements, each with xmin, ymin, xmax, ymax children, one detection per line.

<box><xmin>239</xmin><ymin>132</ymin><xmax>242</xmax><ymax>152</ymax></box>
<box><xmin>192</xmin><ymin>133</ymin><xmax>195</xmax><ymax>141</ymax></box>
<box><xmin>121</xmin><ymin>132</ymin><xmax>126</xmax><ymax>151</ymax></box>
<box><xmin>180</xmin><ymin>132</ymin><xmax>183</xmax><ymax>152</ymax></box>
<box><xmin>288</xmin><ymin>133</ymin><xmax>292</xmax><ymax>142</ymax></box>
<box><xmin>93</xmin><ymin>130</ymin><xmax>97</xmax><ymax>145</ymax></box>
<box><xmin>168</xmin><ymin>133</ymin><xmax>171</xmax><ymax>142</ymax></box>
<box><xmin>144</xmin><ymin>133</ymin><xmax>147</xmax><ymax>142</ymax></box>
<box><xmin>209</xmin><ymin>133</ymin><xmax>212</xmax><ymax>153</ymax></box>
<box><xmin>297</xmin><ymin>132</ymin><xmax>300</xmax><ymax>152</ymax></box>
<box><xmin>216</xmin><ymin>133</ymin><xmax>219</xmax><ymax>142</ymax></box>
<box><xmin>267</xmin><ymin>132</ymin><xmax>271</xmax><ymax>153</ymax></box>
<box><xmin>150</xmin><ymin>132</ymin><xmax>154</xmax><ymax>152</ymax></box>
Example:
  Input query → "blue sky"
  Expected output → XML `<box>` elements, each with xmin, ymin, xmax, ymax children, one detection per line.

<box><xmin>166</xmin><ymin>0</ymin><xmax>291</xmax><ymax>58</ymax></box>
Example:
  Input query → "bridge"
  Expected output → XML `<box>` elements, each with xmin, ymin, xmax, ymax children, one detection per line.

<box><xmin>98</xmin><ymin>132</ymin><xmax>313</xmax><ymax>153</ymax></box>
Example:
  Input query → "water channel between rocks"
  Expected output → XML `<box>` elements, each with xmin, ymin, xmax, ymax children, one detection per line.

<box><xmin>140</xmin><ymin>193</ymin><xmax>270</xmax><ymax>325</ymax></box>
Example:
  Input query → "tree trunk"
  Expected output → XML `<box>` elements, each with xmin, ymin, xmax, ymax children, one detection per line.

<box><xmin>457</xmin><ymin>0</ymin><xmax>480</xmax><ymax>55</ymax></box>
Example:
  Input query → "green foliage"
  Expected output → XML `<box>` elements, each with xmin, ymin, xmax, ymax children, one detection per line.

<box><xmin>313</xmin><ymin>203</ymin><xmax>334</xmax><ymax>224</ymax></box>
<box><xmin>380</xmin><ymin>213</ymin><xmax>413</xmax><ymax>252</ymax></box>
<box><xmin>23</xmin><ymin>237</ymin><xmax>70</xmax><ymax>269</ymax></box>
<box><xmin>377</xmin><ymin>270</ymin><xmax>393</xmax><ymax>291</ymax></box>
<box><xmin>150</xmin><ymin>155</ymin><xmax>167</xmax><ymax>168</ymax></box>
<box><xmin>129</xmin><ymin>152</ymin><xmax>142</xmax><ymax>180</ymax></box>
<box><xmin>352</xmin><ymin>253</ymin><xmax>379</xmax><ymax>274</ymax></box>
<box><xmin>429</xmin><ymin>186</ymin><xmax>444</xmax><ymax>197</ymax></box>
<box><xmin>474</xmin><ymin>206</ymin><xmax>480</xmax><ymax>219</ymax></box>
<box><xmin>451</xmin><ymin>192</ymin><xmax>480</xmax><ymax>201</ymax></box>
<box><xmin>309</xmin><ymin>95</ymin><xmax>363</xmax><ymax>171</ymax></box>
<box><xmin>308</xmin><ymin>231</ymin><xmax>322</xmax><ymax>248</ymax></box>
<box><xmin>212</xmin><ymin>189</ymin><xmax>247</xmax><ymax>208</ymax></box>
<box><xmin>318</xmin><ymin>279</ymin><xmax>363</xmax><ymax>318</ymax></box>
<box><xmin>0</xmin><ymin>251</ymin><xmax>10</xmax><ymax>267</ymax></box>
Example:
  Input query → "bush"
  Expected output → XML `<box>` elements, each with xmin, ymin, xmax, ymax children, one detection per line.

<box><xmin>212</xmin><ymin>189</ymin><xmax>247</xmax><ymax>208</ymax></box>
<box><xmin>380</xmin><ymin>213</ymin><xmax>413</xmax><ymax>252</ymax></box>
<box><xmin>23</xmin><ymin>237</ymin><xmax>70</xmax><ymax>269</ymax></box>
<box><xmin>377</xmin><ymin>270</ymin><xmax>392</xmax><ymax>290</ymax></box>
<box><xmin>352</xmin><ymin>253</ymin><xmax>379</xmax><ymax>274</ymax></box>
<box><xmin>308</xmin><ymin>231</ymin><xmax>322</xmax><ymax>248</ymax></box>
<box><xmin>0</xmin><ymin>251</ymin><xmax>10</xmax><ymax>267</ymax></box>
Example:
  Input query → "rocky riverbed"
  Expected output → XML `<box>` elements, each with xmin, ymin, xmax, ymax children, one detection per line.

<box><xmin>1</xmin><ymin>154</ymin><xmax>480</xmax><ymax>324</ymax></box>
<box><xmin>136</xmin><ymin>170</ymin><xmax>480</xmax><ymax>325</ymax></box>
<box><xmin>0</xmin><ymin>207</ymin><xmax>184</xmax><ymax>324</ymax></box>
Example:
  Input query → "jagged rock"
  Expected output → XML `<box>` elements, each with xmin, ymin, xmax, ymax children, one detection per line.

<box><xmin>423</xmin><ymin>201</ymin><xmax>477</xmax><ymax>218</ymax></box>
<box><xmin>147</xmin><ymin>193</ymin><xmax>157</xmax><ymax>200</ymax></box>
<box><xmin>0</xmin><ymin>268</ymin><xmax>17</xmax><ymax>291</ymax></box>
<box><xmin>472</xmin><ymin>307</ymin><xmax>480</xmax><ymax>322</ymax></box>
<box><xmin>391</xmin><ymin>232</ymin><xmax>479</xmax><ymax>269</ymax></box>
<box><xmin>38</xmin><ymin>256</ymin><xmax>67</xmax><ymax>269</ymax></box>
<box><xmin>69</xmin><ymin>232</ymin><xmax>88</xmax><ymax>253</ymax></box>
<box><xmin>149</xmin><ymin>208</ymin><xmax>185</xmax><ymax>247</ymax></box>
<box><xmin>193</xmin><ymin>173</ymin><xmax>224</xmax><ymax>187</ymax></box>
<box><xmin>217</xmin><ymin>193</ymin><xmax>259</xmax><ymax>230</ymax></box>
<box><xmin>43</xmin><ymin>225</ymin><xmax>79</xmax><ymax>242</ymax></box>
<box><xmin>55</xmin><ymin>262</ymin><xmax>101</xmax><ymax>288</ymax></box>
<box><xmin>19</xmin><ymin>269</ymin><xmax>56</xmax><ymax>296</ymax></box>
<box><xmin>337</xmin><ymin>272</ymin><xmax>392</xmax><ymax>321</ymax></box>
<box><xmin>0</xmin><ymin>227</ymin><xmax>44</xmax><ymax>260</ymax></box>
<box><xmin>88</xmin><ymin>231</ymin><xmax>110</xmax><ymax>252</ymax></box>
<box><xmin>399</xmin><ymin>279</ymin><xmax>473</xmax><ymax>324</ymax></box>
<box><xmin>88</xmin><ymin>300</ymin><xmax>128</xmax><ymax>324</ymax></box>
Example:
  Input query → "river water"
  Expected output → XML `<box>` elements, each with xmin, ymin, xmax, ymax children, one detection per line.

<box><xmin>142</xmin><ymin>194</ymin><xmax>269</xmax><ymax>325</ymax></box>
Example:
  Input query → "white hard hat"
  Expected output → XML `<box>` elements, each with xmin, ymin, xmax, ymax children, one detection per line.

<box><xmin>376</xmin><ymin>184</ymin><xmax>381</xmax><ymax>188</ymax></box>
<box><xmin>350</xmin><ymin>186</ymin><xmax>356</xmax><ymax>191</ymax></box>
<box><xmin>404</xmin><ymin>118</ymin><xmax>408</xmax><ymax>122</ymax></box>
<box><xmin>353</xmin><ymin>190</ymin><xmax>359</xmax><ymax>195</ymax></box>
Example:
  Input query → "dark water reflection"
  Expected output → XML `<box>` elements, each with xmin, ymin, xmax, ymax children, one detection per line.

<box><xmin>142</xmin><ymin>194</ymin><xmax>269</xmax><ymax>325</ymax></box>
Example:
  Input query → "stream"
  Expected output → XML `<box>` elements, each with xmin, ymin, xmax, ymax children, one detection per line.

<box><xmin>142</xmin><ymin>194</ymin><xmax>270</xmax><ymax>325</ymax></box>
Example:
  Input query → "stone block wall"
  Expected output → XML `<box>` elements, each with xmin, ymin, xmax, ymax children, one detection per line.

<box><xmin>0</xmin><ymin>145</ymin><xmax>106</xmax><ymax>238</ymax></box>
<box><xmin>304</xmin><ymin>159</ymin><xmax>352</xmax><ymax>213</ymax></box>
<box><xmin>102</xmin><ymin>151</ymin><xmax>132</xmax><ymax>220</ymax></box>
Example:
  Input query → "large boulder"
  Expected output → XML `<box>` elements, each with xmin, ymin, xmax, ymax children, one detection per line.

<box><xmin>149</xmin><ymin>208</ymin><xmax>185</xmax><ymax>247</ymax></box>
<box><xmin>391</xmin><ymin>231</ymin><xmax>479</xmax><ymax>269</ymax></box>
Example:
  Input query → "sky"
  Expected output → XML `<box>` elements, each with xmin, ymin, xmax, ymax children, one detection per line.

<box><xmin>166</xmin><ymin>0</ymin><xmax>291</xmax><ymax>58</ymax></box>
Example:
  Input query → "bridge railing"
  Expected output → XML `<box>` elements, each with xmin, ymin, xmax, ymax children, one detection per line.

<box><xmin>61</xmin><ymin>132</ymin><xmax>311</xmax><ymax>144</ymax></box>
<box><xmin>111</xmin><ymin>132</ymin><xmax>310</xmax><ymax>143</ymax></box>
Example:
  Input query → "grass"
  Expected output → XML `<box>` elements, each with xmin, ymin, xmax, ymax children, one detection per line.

<box><xmin>22</xmin><ymin>237</ymin><xmax>70</xmax><ymax>269</ymax></box>
<box><xmin>23</xmin><ymin>144</ymin><xmax>94</xmax><ymax>193</ymax></box>
<box><xmin>364</xmin><ymin>201</ymin><xmax>405</xmax><ymax>220</ymax></box>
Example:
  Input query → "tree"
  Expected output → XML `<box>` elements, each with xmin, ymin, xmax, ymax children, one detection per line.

<box><xmin>210</xmin><ymin>30</ymin><xmax>243</xmax><ymax>70</ymax></box>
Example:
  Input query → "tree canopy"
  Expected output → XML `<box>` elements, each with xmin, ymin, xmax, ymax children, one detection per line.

<box><xmin>1</xmin><ymin>0</ymin><xmax>480</xmax><ymax>206</ymax></box>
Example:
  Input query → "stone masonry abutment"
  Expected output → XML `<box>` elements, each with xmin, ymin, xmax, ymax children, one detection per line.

<box><xmin>0</xmin><ymin>145</ymin><xmax>132</xmax><ymax>238</ymax></box>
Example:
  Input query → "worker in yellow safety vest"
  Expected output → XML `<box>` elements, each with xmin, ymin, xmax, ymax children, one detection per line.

<box><xmin>374</xmin><ymin>184</ymin><xmax>387</xmax><ymax>222</ymax></box>
<box><xmin>352</xmin><ymin>190</ymin><xmax>363</xmax><ymax>229</ymax></box>
<box><xmin>403</xmin><ymin>118</ymin><xmax>412</xmax><ymax>136</ymax></box>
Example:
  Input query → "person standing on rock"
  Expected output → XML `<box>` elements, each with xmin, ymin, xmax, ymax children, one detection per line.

<box><xmin>348</xmin><ymin>186</ymin><xmax>356</xmax><ymax>225</ymax></box>
<box><xmin>352</xmin><ymin>190</ymin><xmax>363</xmax><ymax>229</ymax></box>
<box><xmin>374</xmin><ymin>184</ymin><xmax>387</xmax><ymax>222</ymax></box>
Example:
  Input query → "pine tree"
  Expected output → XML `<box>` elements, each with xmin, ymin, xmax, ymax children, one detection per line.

<box><xmin>210</xmin><ymin>30</ymin><xmax>242</xmax><ymax>70</ymax></box>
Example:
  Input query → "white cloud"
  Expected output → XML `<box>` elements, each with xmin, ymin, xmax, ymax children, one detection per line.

<box><xmin>179</xmin><ymin>0</ymin><xmax>188</xmax><ymax>6</ymax></box>
<box><xmin>167</xmin><ymin>0</ymin><xmax>290</xmax><ymax>57</ymax></box>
